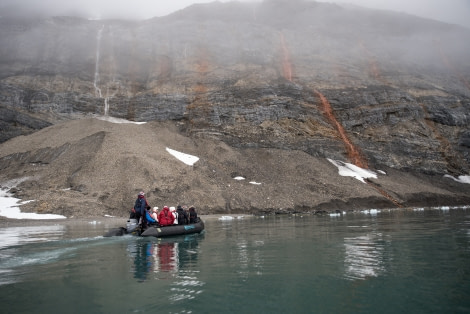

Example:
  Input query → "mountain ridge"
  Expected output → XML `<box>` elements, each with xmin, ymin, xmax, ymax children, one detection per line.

<box><xmin>0</xmin><ymin>0</ymin><xmax>469</xmax><ymax>216</ymax></box>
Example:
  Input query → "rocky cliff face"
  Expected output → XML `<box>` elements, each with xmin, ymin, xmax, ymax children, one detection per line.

<box><xmin>0</xmin><ymin>1</ymin><xmax>469</xmax><ymax>216</ymax></box>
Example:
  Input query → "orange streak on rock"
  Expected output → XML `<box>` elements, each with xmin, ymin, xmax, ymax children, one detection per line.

<box><xmin>365</xmin><ymin>180</ymin><xmax>403</xmax><ymax>207</ymax></box>
<box><xmin>278</xmin><ymin>34</ymin><xmax>368</xmax><ymax>168</ymax></box>
<box><xmin>369</xmin><ymin>59</ymin><xmax>381</xmax><ymax>81</ymax></box>
<box><xmin>194</xmin><ymin>56</ymin><xmax>209</xmax><ymax>94</ymax></box>
<box><xmin>358</xmin><ymin>40</ymin><xmax>389</xmax><ymax>85</ymax></box>
<box><xmin>280</xmin><ymin>33</ymin><xmax>293</xmax><ymax>81</ymax></box>
<box><xmin>419</xmin><ymin>103</ymin><xmax>467</xmax><ymax>174</ymax></box>
<box><xmin>187</xmin><ymin>46</ymin><xmax>211</xmax><ymax>112</ymax></box>
<box><xmin>315</xmin><ymin>90</ymin><xmax>368</xmax><ymax>169</ymax></box>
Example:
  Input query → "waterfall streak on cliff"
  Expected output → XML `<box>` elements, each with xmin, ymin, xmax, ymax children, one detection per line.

<box><xmin>94</xmin><ymin>25</ymin><xmax>104</xmax><ymax>99</ymax></box>
<box><xmin>104</xmin><ymin>97</ymin><xmax>109</xmax><ymax>116</ymax></box>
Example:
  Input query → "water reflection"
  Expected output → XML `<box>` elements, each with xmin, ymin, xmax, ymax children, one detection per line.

<box><xmin>127</xmin><ymin>240</ymin><xmax>154</xmax><ymax>282</ymax></box>
<box><xmin>127</xmin><ymin>234</ymin><xmax>203</xmax><ymax>282</ymax></box>
<box><xmin>343</xmin><ymin>232</ymin><xmax>387</xmax><ymax>280</ymax></box>
<box><xmin>155</xmin><ymin>241</ymin><xmax>179</xmax><ymax>274</ymax></box>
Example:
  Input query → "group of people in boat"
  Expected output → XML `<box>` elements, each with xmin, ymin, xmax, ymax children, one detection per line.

<box><xmin>131</xmin><ymin>191</ymin><xmax>198</xmax><ymax>228</ymax></box>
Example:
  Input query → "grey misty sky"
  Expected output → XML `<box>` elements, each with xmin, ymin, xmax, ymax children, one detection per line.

<box><xmin>0</xmin><ymin>0</ymin><xmax>469</xmax><ymax>28</ymax></box>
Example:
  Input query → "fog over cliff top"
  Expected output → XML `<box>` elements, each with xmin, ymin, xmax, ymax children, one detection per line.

<box><xmin>0</xmin><ymin>0</ymin><xmax>469</xmax><ymax>28</ymax></box>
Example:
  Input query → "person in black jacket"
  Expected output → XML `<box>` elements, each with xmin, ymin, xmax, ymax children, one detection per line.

<box><xmin>188</xmin><ymin>206</ymin><xmax>198</xmax><ymax>223</ymax></box>
<box><xmin>176</xmin><ymin>205</ymin><xmax>188</xmax><ymax>225</ymax></box>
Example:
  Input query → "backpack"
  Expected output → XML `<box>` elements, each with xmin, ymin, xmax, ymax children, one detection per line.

<box><xmin>134</xmin><ymin>198</ymin><xmax>143</xmax><ymax>212</ymax></box>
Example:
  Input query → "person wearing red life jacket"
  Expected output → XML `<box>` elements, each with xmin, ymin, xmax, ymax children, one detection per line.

<box><xmin>158</xmin><ymin>206</ymin><xmax>175</xmax><ymax>226</ymax></box>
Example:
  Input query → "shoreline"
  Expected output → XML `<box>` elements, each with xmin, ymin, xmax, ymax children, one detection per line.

<box><xmin>1</xmin><ymin>205</ymin><xmax>469</xmax><ymax>228</ymax></box>
<box><xmin>0</xmin><ymin>214</ymin><xmax>252</xmax><ymax>228</ymax></box>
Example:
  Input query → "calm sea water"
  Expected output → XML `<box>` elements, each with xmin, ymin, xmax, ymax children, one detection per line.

<box><xmin>0</xmin><ymin>208</ymin><xmax>469</xmax><ymax>313</ymax></box>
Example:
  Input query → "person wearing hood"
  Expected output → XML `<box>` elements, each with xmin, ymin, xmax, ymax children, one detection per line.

<box><xmin>145</xmin><ymin>207</ymin><xmax>158</xmax><ymax>225</ymax></box>
<box><xmin>151</xmin><ymin>207</ymin><xmax>159</xmax><ymax>222</ymax></box>
<box><xmin>158</xmin><ymin>206</ymin><xmax>175</xmax><ymax>226</ymax></box>
<box><xmin>133</xmin><ymin>191</ymin><xmax>149</xmax><ymax>228</ymax></box>
<box><xmin>170</xmin><ymin>206</ymin><xmax>178</xmax><ymax>224</ymax></box>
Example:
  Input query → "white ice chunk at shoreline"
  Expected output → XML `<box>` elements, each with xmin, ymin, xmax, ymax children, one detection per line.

<box><xmin>327</xmin><ymin>158</ymin><xmax>377</xmax><ymax>183</ymax></box>
<box><xmin>218</xmin><ymin>215</ymin><xmax>245</xmax><ymax>221</ymax></box>
<box><xmin>166</xmin><ymin>147</ymin><xmax>199</xmax><ymax>166</ymax></box>
<box><xmin>361</xmin><ymin>209</ymin><xmax>380</xmax><ymax>215</ymax></box>
<box><xmin>444</xmin><ymin>174</ymin><xmax>470</xmax><ymax>184</ymax></box>
<box><xmin>219</xmin><ymin>216</ymin><xmax>234</xmax><ymax>221</ymax></box>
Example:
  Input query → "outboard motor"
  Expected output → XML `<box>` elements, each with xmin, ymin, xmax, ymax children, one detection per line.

<box><xmin>126</xmin><ymin>219</ymin><xmax>138</xmax><ymax>233</ymax></box>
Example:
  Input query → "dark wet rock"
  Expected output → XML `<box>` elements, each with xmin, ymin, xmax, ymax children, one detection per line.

<box><xmin>460</xmin><ymin>131</ymin><xmax>470</xmax><ymax>148</ymax></box>
<box><xmin>0</xmin><ymin>106</ymin><xmax>52</xmax><ymax>143</ymax></box>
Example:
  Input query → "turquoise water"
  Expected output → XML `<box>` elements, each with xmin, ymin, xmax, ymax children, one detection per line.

<box><xmin>0</xmin><ymin>208</ymin><xmax>469</xmax><ymax>313</ymax></box>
